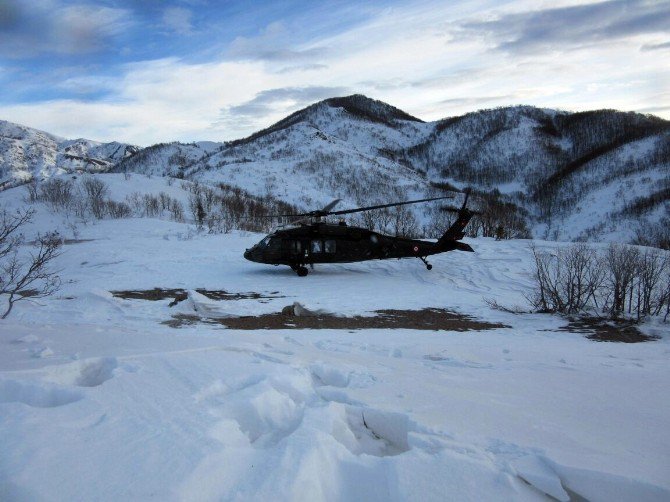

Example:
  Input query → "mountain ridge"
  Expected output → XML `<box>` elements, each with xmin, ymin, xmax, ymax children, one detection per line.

<box><xmin>1</xmin><ymin>95</ymin><xmax>668</xmax><ymax>244</ymax></box>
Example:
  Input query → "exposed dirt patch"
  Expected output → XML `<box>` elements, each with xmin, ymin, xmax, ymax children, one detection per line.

<box><xmin>111</xmin><ymin>288</ymin><xmax>284</xmax><ymax>306</ymax></box>
<box><xmin>27</xmin><ymin>238</ymin><xmax>95</xmax><ymax>246</ymax></box>
<box><xmin>162</xmin><ymin>308</ymin><xmax>509</xmax><ymax>331</ymax></box>
<box><xmin>62</xmin><ymin>239</ymin><xmax>95</xmax><ymax>245</ymax></box>
<box><xmin>112</xmin><ymin>288</ymin><xmax>187</xmax><ymax>302</ymax></box>
<box><xmin>558</xmin><ymin>317</ymin><xmax>659</xmax><ymax>343</ymax></box>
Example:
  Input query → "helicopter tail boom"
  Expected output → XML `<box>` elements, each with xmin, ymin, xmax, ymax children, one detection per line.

<box><xmin>440</xmin><ymin>240</ymin><xmax>474</xmax><ymax>252</ymax></box>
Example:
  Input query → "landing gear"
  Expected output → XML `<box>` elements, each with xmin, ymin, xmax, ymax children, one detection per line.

<box><xmin>420</xmin><ymin>256</ymin><xmax>432</xmax><ymax>270</ymax></box>
<box><xmin>291</xmin><ymin>264</ymin><xmax>309</xmax><ymax>276</ymax></box>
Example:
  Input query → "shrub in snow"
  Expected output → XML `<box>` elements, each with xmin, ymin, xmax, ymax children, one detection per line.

<box><xmin>105</xmin><ymin>200</ymin><xmax>132</xmax><ymax>219</ymax></box>
<box><xmin>528</xmin><ymin>243</ymin><xmax>604</xmax><ymax>315</ymax></box>
<box><xmin>528</xmin><ymin>242</ymin><xmax>670</xmax><ymax>321</ymax></box>
<box><xmin>38</xmin><ymin>178</ymin><xmax>75</xmax><ymax>211</ymax></box>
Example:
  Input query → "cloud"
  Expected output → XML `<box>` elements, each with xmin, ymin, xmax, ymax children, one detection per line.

<box><xmin>0</xmin><ymin>0</ymin><xmax>132</xmax><ymax>58</ymax></box>
<box><xmin>636</xmin><ymin>105</ymin><xmax>670</xmax><ymax>114</ymax></box>
<box><xmin>217</xmin><ymin>86</ymin><xmax>349</xmax><ymax>130</ymax></box>
<box><xmin>462</xmin><ymin>0</ymin><xmax>670</xmax><ymax>54</ymax></box>
<box><xmin>275</xmin><ymin>63</ymin><xmax>329</xmax><ymax>74</ymax></box>
<box><xmin>1</xmin><ymin>0</ymin><xmax>667</xmax><ymax>145</ymax></box>
<box><xmin>227</xmin><ymin>21</ymin><xmax>328</xmax><ymax>62</ymax></box>
<box><xmin>439</xmin><ymin>94</ymin><xmax>518</xmax><ymax>107</ymax></box>
<box><xmin>162</xmin><ymin>7</ymin><xmax>193</xmax><ymax>35</ymax></box>
<box><xmin>357</xmin><ymin>78</ymin><xmax>411</xmax><ymax>91</ymax></box>
<box><xmin>640</xmin><ymin>40</ymin><xmax>670</xmax><ymax>51</ymax></box>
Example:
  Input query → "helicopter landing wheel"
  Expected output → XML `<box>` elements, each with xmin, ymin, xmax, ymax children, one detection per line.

<box><xmin>420</xmin><ymin>256</ymin><xmax>432</xmax><ymax>270</ymax></box>
<box><xmin>296</xmin><ymin>266</ymin><xmax>309</xmax><ymax>277</ymax></box>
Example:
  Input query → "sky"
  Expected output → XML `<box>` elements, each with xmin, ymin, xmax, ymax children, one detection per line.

<box><xmin>0</xmin><ymin>0</ymin><xmax>668</xmax><ymax>145</ymax></box>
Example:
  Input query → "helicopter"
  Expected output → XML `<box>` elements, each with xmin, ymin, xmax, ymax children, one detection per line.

<box><xmin>244</xmin><ymin>192</ymin><xmax>476</xmax><ymax>276</ymax></box>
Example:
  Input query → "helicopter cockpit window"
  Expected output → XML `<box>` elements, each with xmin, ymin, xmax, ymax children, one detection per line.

<box><xmin>258</xmin><ymin>236</ymin><xmax>271</xmax><ymax>248</ymax></box>
<box><xmin>311</xmin><ymin>240</ymin><xmax>322</xmax><ymax>253</ymax></box>
<box><xmin>324</xmin><ymin>240</ymin><xmax>336</xmax><ymax>253</ymax></box>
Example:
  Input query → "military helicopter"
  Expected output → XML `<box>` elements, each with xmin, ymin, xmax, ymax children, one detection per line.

<box><xmin>244</xmin><ymin>192</ymin><xmax>476</xmax><ymax>276</ymax></box>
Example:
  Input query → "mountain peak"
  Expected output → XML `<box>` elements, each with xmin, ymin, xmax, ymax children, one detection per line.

<box><xmin>320</xmin><ymin>94</ymin><xmax>423</xmax><ymax>125</ymax></box>
<box><xmin>227</xmin><ymin>94</ymin><xmax>423</xmax><ymax>148</ymax></box>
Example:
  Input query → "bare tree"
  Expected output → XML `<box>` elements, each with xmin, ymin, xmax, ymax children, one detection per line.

<box><xmin>143</xmin><ymin>194</ymin><xmax>160</xmax><ymax>217</ymax></box>
<box><xmin>81</xmin><ymin>177</ymin><xmax>109</xmax><ymax>219</ymax></box>
<box><xmin>636</xmin><ymin>249</ymin><xmax>668</xmax><ymax>319</ymax></box>
<box><xmin>392</xmin><ymin>205</ymin><xmax>418</xmax><ymax>238</ymax></box>
<box><xmin>661</xmin><ymin>271</ymin><xmax>670</xmax><ymax>322</ymax></box>
<box><xmin>24</xmin><ymin>180</ymin><xmax>38</xmax><ymax>203</ymax></box>
<box><xmin>0</xmin><ymin>208</ymin><xmax>33</xmax><ymax>260</ymax></box>
<box><xmin>0</xmin><ymin>208</ymin><xmax>62</xmax><ymax>318</ymax></box>
<box><xmin>168</xmin><ymin>199</ymin><xmax>185</xmax><ymax>222</ymax></box>
<box><xmin>604</xmin><ymin>244</ymin><xmax>640</xmax><ymax>317</ymax></box>
<box><xmin>39</xmin><ymin>178</ymin><xmax>74</xmax><ymax>211</ymax></box>
<box><xmin>357</xmin><ymin>207</ymin><xmax>393</xmax><ymax>234</ymax></box>
<box><xmin>527</xmin><ymin>241</ymin><xmax>670</xmax><ymax>321</ymax></box>
<box><xmin>526</xmin><ymin>243</ymin><xmax>604</xmax><ymax>314</ymax></box>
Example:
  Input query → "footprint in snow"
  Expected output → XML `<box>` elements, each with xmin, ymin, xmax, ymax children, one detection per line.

<box><xmin>423</xmin><ymin>354</ymin><xmax>493</xmax><ymax>369</ymax></box>
<box><xmin>0</xmin><ymin>379</ymin><xmax>83</xmax><ymax>408</ymax></box>
<box><xmin>330</xmin><ymin>404</ymin><xmax>411</xmax><ymax>457</ymax></box>
<box><xmin>43</xmin><ymin>357</ymin><xmax>118</xmax><ymax>387</ymax></box>
<box><xmin>201</xmin><ymin>372</ymin><xmax>313</xmax><ymax>448</ymax></box>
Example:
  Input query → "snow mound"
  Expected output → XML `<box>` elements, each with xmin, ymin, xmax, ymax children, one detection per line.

<box><xmin>283</xmin><ymin>302</ymin><xmax>331</xmax><ymax>317</ymax></box>
<box><xmin>187</xmin><ymin>290</ymin><xmax>235</xmax><ymax>318</ymax></box>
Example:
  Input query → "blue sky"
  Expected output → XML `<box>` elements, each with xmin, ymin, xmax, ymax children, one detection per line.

<box><xmin>1</xmin><ymin>0</ymin><xmax>668</xmax><ymax>145</ymax></box>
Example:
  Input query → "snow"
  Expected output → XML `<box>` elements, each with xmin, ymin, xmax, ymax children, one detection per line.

<box><xmin>1</xmin><ymin>177</ymin><xmax>669</xmax><ymax>501</ymax></box>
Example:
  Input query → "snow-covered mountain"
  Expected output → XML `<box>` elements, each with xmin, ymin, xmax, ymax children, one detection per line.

<box><xmin>2</xmin><ymin>95</ymin><xmax>669</xmax><ymax>243</ymax></box>
<box><xmin>0</xmin><ymin>120</ymin><xmax>138</xmax><ymax>189</ymax></box>
<box><xmin>115</xmin><ymin>95</ymin><xmax>436</xmax><ymax>212</ymax></box>
<box><xmin>408</xmin><ymin>106</ymin><xmax>670</xmax><ymax>241</ymax></box>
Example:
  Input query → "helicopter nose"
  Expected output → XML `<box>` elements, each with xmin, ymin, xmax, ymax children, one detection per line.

<box><xmin>244</xmin><ymin>248</ymin><xmax>256</xmax><ymax>262</ymax></box>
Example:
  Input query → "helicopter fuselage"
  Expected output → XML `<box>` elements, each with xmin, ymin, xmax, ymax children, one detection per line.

<box><xmin>244</xmin><ymin>222</ymin><xmax>467</xmax><ymax>270</ymax></box>
<box><xmin>243</xmin><ymin>193</ymin><xmax>475</xmax><ymax>276</ymax></box>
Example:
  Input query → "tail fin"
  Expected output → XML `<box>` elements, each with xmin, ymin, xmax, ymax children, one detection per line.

<box><xmin>437</xmin><ymin>192</ymin><xmax>475</xmax><ymax>251</ymax></box>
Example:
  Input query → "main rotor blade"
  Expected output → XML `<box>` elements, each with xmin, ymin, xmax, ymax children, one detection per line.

<box><xmin>257</xmin><ymin>195</ymin><xmax>455</xmax><ymax>219</ymax></box>
<box><xmin>321</xmin><ymin>199</ymin><xmax>341</xmax><ymax>213</ymax></box>
<box><xmin>327</xmin><ymin>195</ymin><xmax>455</xmax><ymax>216</ymax></box>
<box><xmin>255</xmin><ymin>199</ymin><xmax>342</xmax><ymax>219</ymax></box>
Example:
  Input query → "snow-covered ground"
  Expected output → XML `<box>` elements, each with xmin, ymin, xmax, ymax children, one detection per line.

<box><xmin>1</xmin><ymin>178</ymin><xmax>669</xmax><ymax>501</ymax></box>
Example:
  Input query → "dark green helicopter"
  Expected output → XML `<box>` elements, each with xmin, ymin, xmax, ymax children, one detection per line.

<box><xmin>244</xmin><ymin>193</ymin><xmax>476</xmax><ymax>276</ymax></box>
